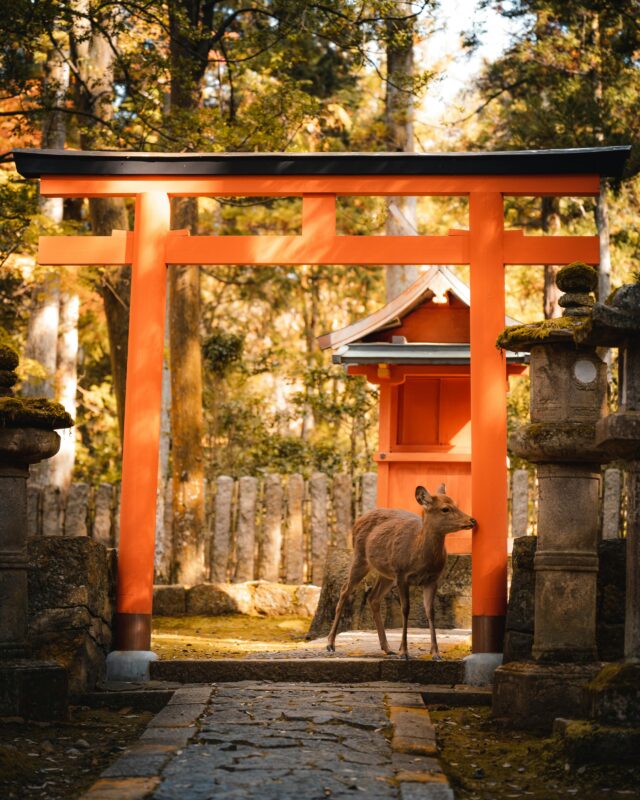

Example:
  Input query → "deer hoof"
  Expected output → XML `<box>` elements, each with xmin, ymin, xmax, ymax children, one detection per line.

<box><xmin>326</xmin><ymin>643</ymin><xmax>335</xmax><ymax>653</ymax></box>
<box><xmin>431</xmin><ymin>653</ymin><xmax>442</xmax><ymax>662</ymax></box>
<box><xmin>383</xmin><ymin>649</ymin><xmax>396</xmax><ymax>656</ymax></box>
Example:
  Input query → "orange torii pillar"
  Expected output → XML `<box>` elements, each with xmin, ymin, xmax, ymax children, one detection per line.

<box><xmin>12</xmin><ymin>145</ymin><xmax>629</xmax><ymax>682</ymax></box>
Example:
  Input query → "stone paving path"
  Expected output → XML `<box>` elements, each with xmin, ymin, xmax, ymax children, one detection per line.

<box><xmin>81</xmin><ymin>683</ymin><xmax>454</xmax><ymax>800</ymax></box>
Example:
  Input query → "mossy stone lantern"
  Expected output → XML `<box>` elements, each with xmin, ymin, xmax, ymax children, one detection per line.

<box><xmin>577</xmin><ymin>281</ymin><xmax>640</xmax><ymax>725</ymax></box>
<box><xmin>497</xmin><ymin>263</ymin><xmax>608</xmax><ymax>663</ymax></box>
<box><xmin>0</xmin><ymin>328</ymin><xmax>73</xmax><ymax>719</ymax></box>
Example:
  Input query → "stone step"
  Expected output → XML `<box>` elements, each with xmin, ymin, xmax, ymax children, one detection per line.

<box><xmin>150</xmin><ymin>657</ymin><xmax>463</xmax><ymax>684</ymax></box>
<box><xmin>421</xmin><ymin>684</ymin><xmax>493</xmax><ymax>706</ymax></box>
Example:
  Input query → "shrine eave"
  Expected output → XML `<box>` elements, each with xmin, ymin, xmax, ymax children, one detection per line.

<box><xmin>12</xmin><ymin>146</ymin><xmax>631</xmax><ymax>178</ymax></box>
<box><xmin>332</xmin><ymin>343</ymin><xmax>529</xmax><ymax>366</ymax></box>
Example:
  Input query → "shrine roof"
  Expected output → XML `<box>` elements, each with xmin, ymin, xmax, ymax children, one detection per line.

<box><xmin>331</xmin><ymin>342</ymin><xmax>528</xmax><ymax>366</ymax></box>
<box><xmin>12</xmin><ymin>146</ymin><xmax>630</xmax><ymax>178</ymax></box>
<box><xmin>317</xmin><ymin>266</ymin><xmax>520</xmax><ymax>351</ymax></box>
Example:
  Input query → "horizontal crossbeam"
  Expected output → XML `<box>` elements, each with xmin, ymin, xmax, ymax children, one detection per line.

<box><xmin>38</xmin><ymin>229</ymin><xmax>600</xmax><ymax>266</ymax></box>
<box><xmin>39</xmin><ymin>174</ymin><xmax>601</xmax><ymax>198</ymax></box>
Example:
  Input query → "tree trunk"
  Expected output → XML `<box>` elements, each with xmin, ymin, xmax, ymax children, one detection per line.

<box><xmin>385</xmin><ymin>6</ymin><xmax>419</xmax><ymax>301</ymax></box>
<box><xmin>72</xmin><ymin>3</ymin><xmax>131</xmax><ymax>443</ymax></box>
<box><xmin>170</xmin><ymin>198</ymin><xmax>206</xmax><ymax>584</ymax></box>
<box><xmin>167</xmin><ymin>2</ymin><xmax>208</xmax><ymax>584</ymax></box>
<box><xmin>48</xmin><ymin>287</ymin><xmax>79</xmax><ymax>491</ymax></box>
<box><xmin>541</xmin><ymin>197</ymin><xmax>562</xmax><ymax>319</ymax></box>
<box><xmin>23</xmin><ymin>42</ymin><xmax>69</xmax><ymax>485</ymax></box>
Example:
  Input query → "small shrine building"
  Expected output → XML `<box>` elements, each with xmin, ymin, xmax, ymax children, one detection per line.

<box><xmin>319</xmin><ymin>267</ymin><xmax>527</xmax><ymax>554</ymax></box>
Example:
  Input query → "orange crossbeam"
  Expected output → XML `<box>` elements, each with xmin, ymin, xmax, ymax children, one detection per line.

<box><xmin>39</xmin><ymin>230</ymin><xmax>133</xmax><ymax>265</ymax></box>
<box><xmin>165</xmin><ymin>233</ymin><xmax>469</xmax><ymax>265</ymax></box>
<box><xmin>38</xmin><ymin>229</ymin><xmax>600</xmax><ymax>267</ymax></box>
<box><xmin>39</xmin><ymin>173</ymin><xmax>601</xmax><ymax>198</ymax></box>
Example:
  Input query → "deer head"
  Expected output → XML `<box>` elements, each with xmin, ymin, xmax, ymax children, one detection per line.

<box><xmin>415</xmin><ymin>485</ymin><xmax>477</xmax><ymax>535</ymax></box>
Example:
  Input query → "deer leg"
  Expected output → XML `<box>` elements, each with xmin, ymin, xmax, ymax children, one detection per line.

<box><xmin>367</xmin><ymin>576</ymin><xmax>395</xmax><ymax>655</ymax></box>
<box><xmin>397</xmin><ymin>577</ymin><xmax>411</xmax><ymax>660</ymax></box>
<box><xmin>422</xmin><ymin>581</ymin><xmax>440</xmax><ymax>660</ymax></box>
<box><xmin>326</xmin><ymin>559</ymin><xmax>369</xmax><ymax>653</ymax></box>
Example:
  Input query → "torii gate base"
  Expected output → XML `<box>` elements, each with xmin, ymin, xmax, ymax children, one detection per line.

<box><xmin>13</xmin><ymin>146</ymin><xmax>629</xmax><ymax>682</ymax></box>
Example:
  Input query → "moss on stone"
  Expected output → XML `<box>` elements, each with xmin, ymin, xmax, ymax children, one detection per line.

<box><xmin>0</xmin><ymin>327</ymin><xmax>19</xmax><ymax>371</ymax></box>
<box><xmin>0</xmin><ymin>397</ymin><xmax>73</xmax><ymax>430</ymax></box>
<box><xmin>556</xmin><ymin>262</ymin><xmax>598</xmax><ymax>293</ymax></box>
<box><xmin>497</xmin><ymin>316</ymin><xmax>588</xmax><ymax>350</ymax></box>
<box><xmin>588</xmin><ymin>661</ymin><xmax>640</xmax><ymax>692</ymax></box>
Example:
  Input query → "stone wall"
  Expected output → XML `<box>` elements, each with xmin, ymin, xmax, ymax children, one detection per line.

<box><xmin>27</xmin><ymin>537</ymin><xmax>116</xmax><ymax>695</ymax></box>
<box><xmin>504</xmin><ymin>536</ymin><xmax>626</xmax><ymax>663</ymax></box>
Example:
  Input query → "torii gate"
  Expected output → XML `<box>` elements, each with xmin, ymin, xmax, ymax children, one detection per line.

<box><xmin>14</xmin><ymin>146</ymin><xmax>629</xmax><ymax>676</ymax></box>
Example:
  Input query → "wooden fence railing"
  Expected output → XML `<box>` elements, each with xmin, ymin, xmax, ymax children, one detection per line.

<box><xmin>26</xmin><ymin>468</ymin><xmax>625</xmax><ymax>584</ymax></box>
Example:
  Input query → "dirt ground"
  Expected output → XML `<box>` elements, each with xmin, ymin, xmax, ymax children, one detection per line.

<box><xmin>0</xmin><ymin>706</ymin><xmax>153</xmax><ymax>800</ymax></box>
<box><xmin>151</xmin><ymin>614</ymin><xmax>312</xmax><ymax>658</ymax></box>
<box><xmin>151</xmin><ymin>614</ymin><xmax>472</xmax><ymax>659</ymax></box>
<box><xmin>430</xmin><ymin>706</ymin><xmax>640</xmax><ymax>800</ymax></box>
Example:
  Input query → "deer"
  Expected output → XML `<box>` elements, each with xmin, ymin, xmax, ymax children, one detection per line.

<box><xmin>326</xmin><ymin>484</ymin><xmax>477</xmax><ymax>660</ymax></box>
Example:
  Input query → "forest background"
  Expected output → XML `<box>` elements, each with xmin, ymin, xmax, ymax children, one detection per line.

<box><xmin>1</xmin><ymin>0</ymin><xmax>639</xmax><ymax>581</ymax></box>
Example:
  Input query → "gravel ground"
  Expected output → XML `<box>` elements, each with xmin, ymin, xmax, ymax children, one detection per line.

<box><xmin>430</xmin><ymin>706</ymin><xmax>640</xmax><ymax>800</ymax></box>
<box><xmin>0</xmin><ymin>705</ymin><xmax>153</xmax><ymax>799</ymax></box>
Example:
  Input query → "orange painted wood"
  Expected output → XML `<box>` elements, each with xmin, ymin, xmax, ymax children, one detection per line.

<box><xmin>503</xmin><ymin>230</ymin><xmax>599</xmax><ymax>265</ymax></box>
<box><xmin>370</xmin><ymin>301</ymin><xmax>470</xmax><ymax>344</ymax></box>
<box><xmin>440</xmin><ymin>378</ymin><xmax>472</xmax><ymax>450</ymax></box>
<box><xmin>39</xmin><ymin>173</ymin><xmax>601</xmax><ymax>198</ymax></box>
<box><xmin>39</xmin><ymin>230</ymin><xmax>133</xmax><ymax>265</ymax></box>
<box><xmin>165</xmin><ymin>233</ymin><xmax>469</xmax><ymax>265</ymax></box>
<box><xmin>374</xmin><ymin>452</ymin><xmax>471</xmax><ymax>462</ymax></box>
<box><xmin>469</xmin><ymin>191</ymin><xmax>509</xmax><ymax>638</ymax></box>
<box><xmin>116</xmin><ymin>192</ymin><xmax>170</xmax><ymax>617</ymax></box>
<box><xmin>396</xmin><ymin>379</ymin><xmax>440</xmax><ymax>446</ymax></box>
<box><xmin>39</xmin><ymin>229</ymin><xmax>598</xmax><ymax>269</ymax></box>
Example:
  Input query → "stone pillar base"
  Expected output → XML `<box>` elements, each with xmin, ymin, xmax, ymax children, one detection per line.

<box><xmin>589</xmin><ymin>662</ymin><xmax>640</xmax><ymax>726</ymax></box>
<box><xmin>0</xmin><ymin>660</ymin><xmax>68</xmax><ymax>720</ymax></box>
<box><xmin>492</xmin><ymin>661</ymin><xmax>601</xmax><ymax>732</ymax></box>
<box><xmin>106</xmin><ymin>650</ymin><xmax>158</xmax><ymax>682</ymax></box>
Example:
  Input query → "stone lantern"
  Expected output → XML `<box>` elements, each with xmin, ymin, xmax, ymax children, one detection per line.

<box><xmin>0</xmin><ymin>328</ymin><xmax>73</xmax><ymax>719</ymax></box>
<box><xmin>492</xmin><ymin>263</ymin><xmax>608</xmax><ymax>728</ymax></box>
<box><xmin>577</xmin><ymin>281</ymin><xmax>640</xmax><ymax>724</ymax></box>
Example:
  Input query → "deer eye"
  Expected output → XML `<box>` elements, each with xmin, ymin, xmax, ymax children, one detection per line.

<box><xmin>442</xmin><ymin>507</ymin><xmax>450</xmax><ymax>513</ymax></box>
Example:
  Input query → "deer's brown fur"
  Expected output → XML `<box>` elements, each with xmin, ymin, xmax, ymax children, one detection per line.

<box><xmin>326</xmin><ymin>484</ymin><xmax>476</xmax><ymax>659</ymax></box>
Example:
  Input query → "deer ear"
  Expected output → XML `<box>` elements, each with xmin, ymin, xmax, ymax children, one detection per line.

<box><xmin>436</xmin><ymin>483</ymin><xmax>446</xmax><ymax>495</ymax></box>
<box><xmin>415</xmin><ymin>486</ymin><xmax>432</xmax><ymax>507</ymax></box>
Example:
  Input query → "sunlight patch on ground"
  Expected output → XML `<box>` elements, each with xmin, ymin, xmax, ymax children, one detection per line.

<box><xmin>151</xmin><ymin>615</ymin><xmax>472</xmax><ymax>660</ymax></box>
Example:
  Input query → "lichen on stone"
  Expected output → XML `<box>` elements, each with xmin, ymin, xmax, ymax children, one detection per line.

<box><xmin>556</xmin><ymin>262</ymin><xmax>598</xmax><ymax>293</ymax></box>
<box><xmin>497</xmin><ymin>316</ymin><xmax>589</xmax><ymax>350</ymax></box>
<box><xmin>0</xmin><ymin>397</ymin><xmax>74</xmax><ymax>430</ymax></box>
<box><xmin>0</xmin><ymin>327</ymin><xmax>19</xmax><ymax>371</ymax></box>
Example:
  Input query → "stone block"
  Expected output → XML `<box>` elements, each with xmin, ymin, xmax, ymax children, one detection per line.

<box><xmin>186</xmin><ymin>583</ymin><xmax>238</xmax><ymax>615</ymax></box>
<box><xmin>0</xmin><ymin>660</ymin><xmax>68</xmax><ymax>720</ymax></box>
<box><xmin>558</xmin><ymin>718</ymin><xmax>640</xmax><ymax>765</ymax></box>
<box><xmin>252</xmin><ymin>580</ymin><xmax>295</xmax><ymax>615</ymax></box>
<box><xmin>27</xmin><ymin>537</ymin><xmax>114</xmax><ymax>693</ymax></box>
<box><xmin>168</xmin><ymin>686</ymin><xmax>213</xmax><ymax>705</ymax></box>
<box><xmin>293</xmin><ymin>584</ymin><xmax>321</xmax><ymax>616</ymax></box>
<box><xmin>147</xmin><ymin>702</ymin><xmax>206</xmax><ymax>728</ymax></box>
<box><xmin>492</xmin><ymin>661</ymin><xmax>601</xmax><ymax>732</ymax></box>
<box><xmin>64</xmin><ymin>482</ymin><xmax>89</xmax><ymax>537</ymax></box>
<box><xmin>153</xmin><ymin>585</ymin><xmax>187</xmax><ymax>616</ymax></box>
<box><xmin>589</xmin><ymin>662</ymin><xmax>640</xmax><ymax>726</ymax></box>
<box><xmin>80</xmin><ymin>777</ymin><xmax>161</xmax><ymax>800</ymax></box>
